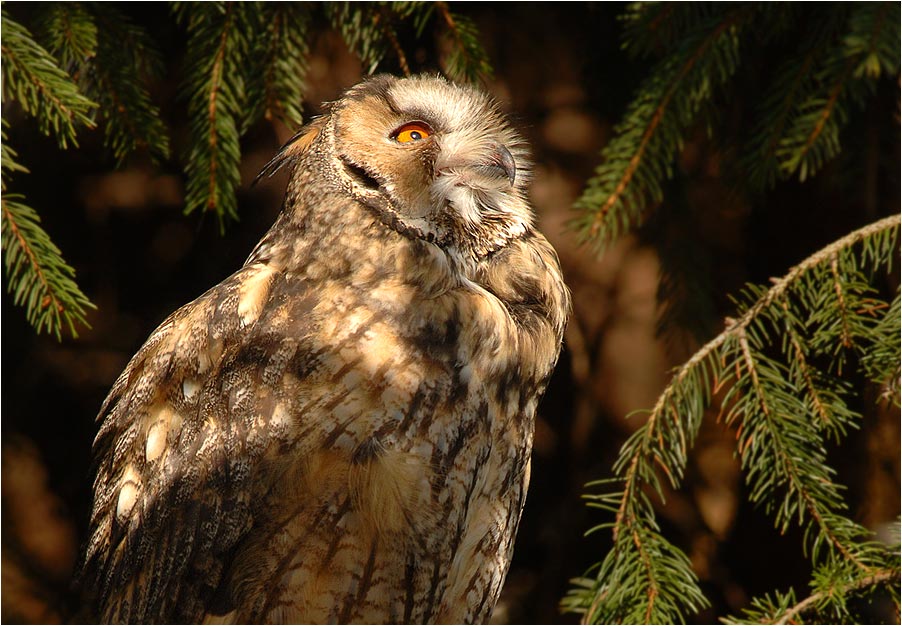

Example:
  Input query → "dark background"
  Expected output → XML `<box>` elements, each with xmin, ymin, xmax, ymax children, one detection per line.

<box><xmin>2</xmin><ymin>3</ymin><xmax>899</xmax><ymax>623</ymax></box>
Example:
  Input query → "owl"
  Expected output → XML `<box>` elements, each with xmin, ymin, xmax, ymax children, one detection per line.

<box><xmin>80</xmin><ymin>74</ymin><xmax>570</xmax><ymax>624</ymax></box>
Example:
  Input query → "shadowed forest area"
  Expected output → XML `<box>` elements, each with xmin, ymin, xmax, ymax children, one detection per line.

<box><xmin>2</xmin><ymin>3</ymin><xmax>899</xmax><ymax>623</ymax></box>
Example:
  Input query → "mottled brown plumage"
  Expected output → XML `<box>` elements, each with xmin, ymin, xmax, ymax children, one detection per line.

<box><xmin>81</xmin><ymin>74</ymin><xmax>569</xmax><ymax>624</ymax></box>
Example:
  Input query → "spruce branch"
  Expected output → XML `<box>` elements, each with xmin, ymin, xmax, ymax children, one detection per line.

<box><xmin>573</xmin><ymin>4</ymin><xmax>748</xmax><ymax>250</ymax></box>
<box><xmin>34</xmin><ymin>2</ymin><xmax>98</xmax><ymax>74</ymax></box>
<box><xmin>859</xmin><ymin>292</ymin><xmax>900</xmax><ymax>403</ymax></box>
<box><xmin>725</xmin><ymin>324</ymin><xmax>867</xmax><ymax>567</ymax></box>
<box><xmin>326</xmin><ymin>3</ymin><xmax>388</xmax><ymax>75</ymax></box>
<box><xmin>663</xmin><ymin>214</ymin><xmax>898</xmax><ymax>393</ymax></box>
<box><xmin>846</xmin><ymin>2</ymin><xmax>900</xmax><ymax>79</ymax></box>
<box><xmin>381</xmin><ymin>14</ymin><xmax>412</xmax><ymax>77</ymax></box>
<box><xmin>566</xmin><ymin>214</ymin><xmax>900</xmax><ymax>623</ymax></box>
<box><xmin>620</xmin><ymin>3</ymin><xmax>732</xmax><ymax>59</ymax></box>
<box><xmin>1</xmin><ymin>132</ymin><xmax>95</xmax><ymax>339</ymax></box>
<box><xmin>777</xmin><ymin>296</ymin><xmax>834</xmax><ymax>430</ymax></box>
<box><xmin>395</xmin><ymin>0</ymin><xmax>437</xmax><ymax>40</ymax></box>
<box><xmin>435</xmin><ymin>2</ymin><xmax>492</xmax><ymax>84</ymax></box>
<box><xmin>31</xmin><ymin>3</ymin><xmax>169</xmax><ymax>164</ymax></box>
<box><xmin>578</xmin><ymin>3</ymin><xmax>899</xmax><ymax>252</ymax></box>
<box><xmin>726</xmin><ymin>559</ymin><xmax>900</xmax><ymax>624</ymax></box>
<box><xmin>257</xmin><ymin>4</ymin><xmax>309</xmax><ymax>127</ymax></box>
<box><xmin>0</xmin><ymin>194</ymin><xmax>96</xmax><ymax>339</ymax></box>
<box><xmin>775</xmin><ymin>2</ymin><xmax>899</xmax><ymax>182</ymax></box>
<box><xmin>1</xmin><ymin>10</ymin><xmax>97</xmax><ymax>148</ymax></box>
<box><xmin>87</xmin><ymin>4</ymin><xmax>171</xmax><ymax>164</ymax></box>
<box><xmin>175</xmin><ymin>1</ymin><xmax>259</xmax><ymax>228</ymax></box>
<box><xmin>370</xmin><ymin>4</ymin><xmax>426</xmax><ymax>78</ymax></box>
<box><xmin>327</xmin><ymin>3</ymin><xmax>438</xmax><ymax>79</ymax></box>
<box><xmin>773</xmin><ymin>568</ymin><xmax>898</xmax><ymax>625</ymax></box>
<box><xmin>742</xmin><ymin>7</ymin><xmax>850</xmax><ymax>189</ymax></box>
<box><xmin>0</xmin><ymin>9</ymin><xmax>97</xmax><ymax>340</ymax></box>
<box><xmin>776</xmin><ymin>55</ymin><xmax>856</xmax><ymax>182</ymax></box>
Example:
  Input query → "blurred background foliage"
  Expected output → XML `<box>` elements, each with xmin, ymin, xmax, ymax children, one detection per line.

<box><xmin>1</xmin><ymin>2</ymin><xmax>899</xmax><ymax>623</ymax></box>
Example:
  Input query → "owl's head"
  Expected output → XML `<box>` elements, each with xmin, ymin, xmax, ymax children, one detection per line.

<box><xmin>259</xmin><ymin>74</ymin><xmax>533</xmax><ymax>260</ymax></box>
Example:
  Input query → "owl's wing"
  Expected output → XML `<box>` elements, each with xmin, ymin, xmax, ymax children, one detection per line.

<box><xmin>81</xmin><ymin>262</ymin><xmax>306</xmax><ymax>623</ymax></box>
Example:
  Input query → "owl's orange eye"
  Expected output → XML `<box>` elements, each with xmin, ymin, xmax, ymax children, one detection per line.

<box><xmin>392</xmin><ymin>122</ymin><xmax>432</xmax><ymax>143</ymax></box>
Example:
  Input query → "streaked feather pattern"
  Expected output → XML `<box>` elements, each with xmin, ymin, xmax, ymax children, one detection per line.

<box><xmin>81</xmin><ymin>74</ymin><xmax>569</xmax><ymax>624</ymax></box>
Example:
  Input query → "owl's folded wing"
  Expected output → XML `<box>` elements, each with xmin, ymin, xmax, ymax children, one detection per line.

<box><xmin>80</xmin><ymin>263</ymin><xmax>315</xmax><ymax>622</ymax></box>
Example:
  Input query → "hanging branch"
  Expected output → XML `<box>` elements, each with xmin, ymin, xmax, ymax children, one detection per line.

<box><xmin>0</xmin><ymin>10</ymin><xmax>96</xmax><ymax>147</ymax></box>
<box><xmin>741</xmin><ymin>7</ymin><xmax>850</xmax><ymax>189</ymax></box>
<box><xmin>575</xmin><ymin>3</ymin><xmax>900</xmax><ymax>252</ymax></box>
<box><xmin>1</xmin><ymin>10</ymin><xmax>98</xmax><ymax>338</ymax></box>
<box><xmin>33</xmin><ymin>2</ymin><xmax>98</xmax><ymax>74</ymax></box>
<box><xmin>257</xmin><ymin>4</ymin><xmax>310</xmax><ymax>127</ymax></box>
<box><xmin>1</xmin><ymin>193</ymin><xmax>96</xmax><ymax>339</ymax></box>
<box><xmin>88</xmin><ymin>4</ymin><xmax>171</xmax><ymax>164</ymax></box>
<box><xmin>174</xmin><ymin>1</ymin><xmax>260</xmax><ymax>228</ymax></box>
<box><xmin>435</xmin><ymin>2</ymin><xmax>492</xmax><ymax>84</ymax></box>
<box><xmin>326</xmin><ymin>3</ymin><xmax>388</xmax><ymax>75</ymax></box>
<box><xmin>1</xmin><ymin>128</ymin><xmax>96</xmax><ymax>339</ymax></box>
<box><xmin>776</xmin><ymin>3</ymin><xmax>898</xmax><ymax>182</ymax></box>
<box><xmin>564</xmin><ymin>215</ymin><xmax>900</xmax><ymax>623</ymax></box>
<box><xmin>572</xmin><ymin>4</ymin><xmax>748</xmax><ymax>251</ymax></box>
<box><xmin>727</xmin><ymin>551</ymin><xmax>900</xmax><ymax>624</ymax></box>
<box><xmin>35</xmin><ymin>2</ymin><xmax>171</xmax><ymax>165</ymax></box>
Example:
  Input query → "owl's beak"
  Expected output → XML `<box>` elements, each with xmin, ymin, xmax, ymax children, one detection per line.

<box><xmin>487</xmin><ymin>144</ymin><xmax>517</xmax><ymax>186</ymax></box>
<box><xmin>437</xmin><ymin>143</ymin><xmax>517</xmax><ymax>187</ymax></box>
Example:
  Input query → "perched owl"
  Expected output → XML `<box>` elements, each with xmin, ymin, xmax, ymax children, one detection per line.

<box><xmin>80</xmin><ymin>74</ymin><xmax>570</xmax><ymax>624</ymax></box>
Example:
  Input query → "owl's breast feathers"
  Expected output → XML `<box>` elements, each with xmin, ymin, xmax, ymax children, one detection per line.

<box><xmin>83</xmin><ymin>170</ymin><xmax>568</xmax><ymax>623</ymax></box>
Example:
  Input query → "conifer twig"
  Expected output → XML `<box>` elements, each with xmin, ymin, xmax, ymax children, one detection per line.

<box><xmin>574</xmin><ymin>5</ymin><xmax>749</xmax><ymax>251</ymax></box>
<box><xmin>434</xmin><ymin>1</ymin><xmax>491</xmax><ymax>83</ymax></box>
<box><xmin>204</xmin><ymin>4</ymin><xmax>233</xmax><ymax>212</ymax></box>
<box><xmin>773</xmin><ymin>568</ymin><xmax>898</xmax><ymax>625</ymax></box>
<box><xmin>573</xmin><ymin>214</ymin><xmax>900</xmax><ymax>623</ymax></box>
<box><xmin>384</xmin><ymin>22</ymin><xmax>411</xmax><ymax>76</ymax></box>
<box><xmin>1</xmin><ymin>197</ymin><xmax>62</xmax><ymax>318</ymax></box>
<box><xmin>734</xmin><ymin>324</ymin><xmax>866</xmax><ymax>568</ymax></box>
<box><xmin>779</xmin><ymin>296</ymin><xmax>831</xmax><ymax>426</ymax></box>
<box><xmin>586</xmin><ymin>8</ymin><xmax>746</xmax><ymax>240</ymax></box>
<box><xmin>650</xmin><ymin>214</ymin><xmax>899</xmax><ymax>394</ymax></box>
<box><xmin>1</xmin><ymin>194</ymin><xmax>95</xmax><ymax>338</ymax></box>
<box><xmin>794</xmin><ymin>57</ymin><xmax>854</xmax><ymax>171</ymax></box>
<box><xmin>1</xmin><ymin>10</ymin><xmax>96</xmax><ymax>146</ymax></box>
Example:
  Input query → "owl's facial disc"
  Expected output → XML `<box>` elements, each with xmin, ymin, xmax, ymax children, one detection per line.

<box><xmin>330</xmin><ymin>74</ymin><xmax>533</xmax><ymax>258</ymax></box>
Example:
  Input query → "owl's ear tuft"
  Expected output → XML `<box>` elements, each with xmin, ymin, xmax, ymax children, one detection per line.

<box><xmin>252</xmin><ymin>116</ymin><xmax>328</xmax><ymax>186</ymax></box>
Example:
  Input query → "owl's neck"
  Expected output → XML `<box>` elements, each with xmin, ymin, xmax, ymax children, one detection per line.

<box><xmin>245</xmin><ymin>184</ymin><xmax>462</xmax><ymax>297</ymax></box>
